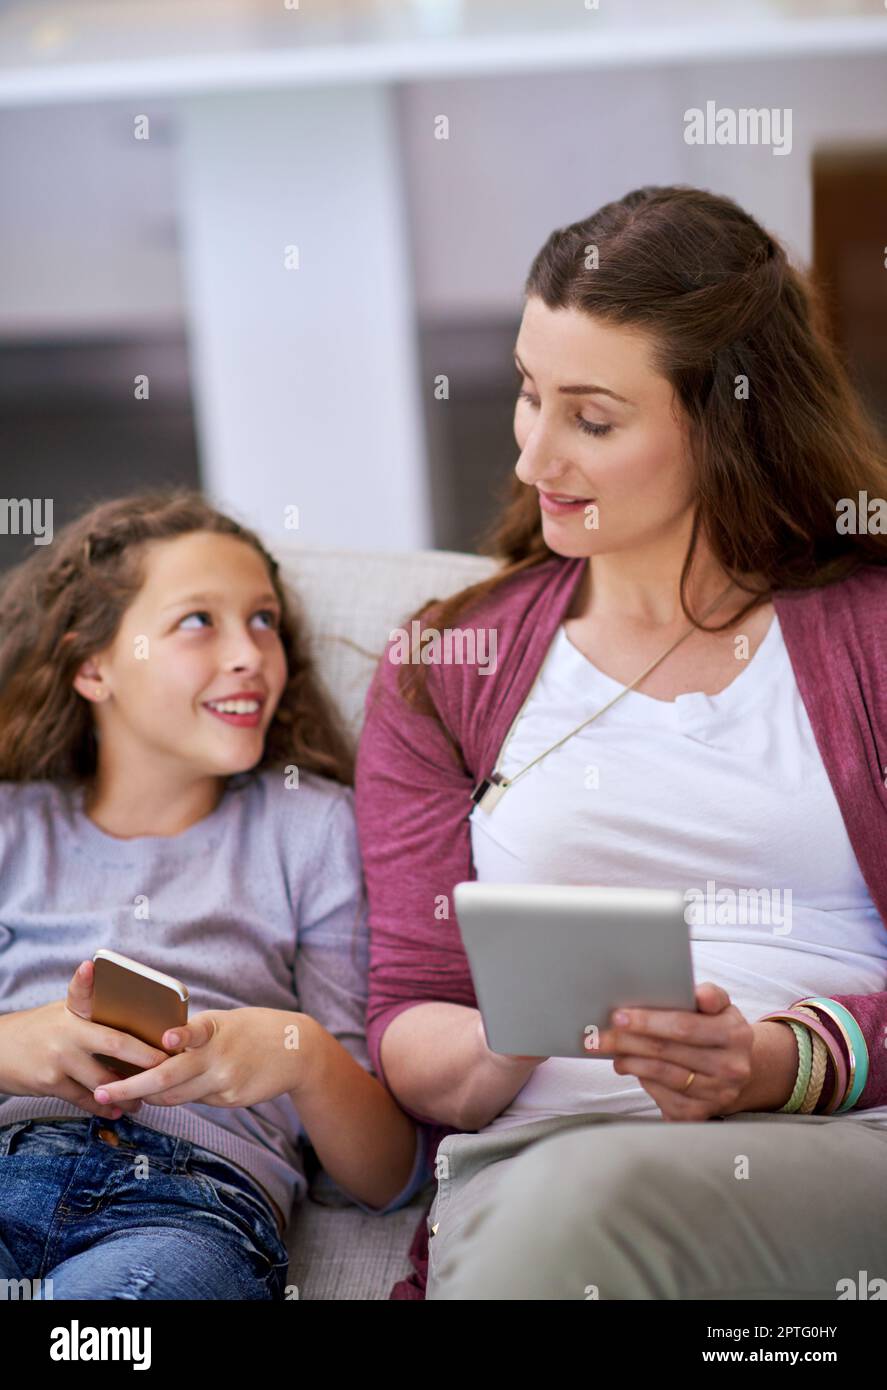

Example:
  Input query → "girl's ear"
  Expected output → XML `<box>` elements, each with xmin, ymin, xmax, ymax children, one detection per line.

<box><xmin>72</xmin><ymin>655</ymin><xmax>109</xmax><ymax>704</ymax></box>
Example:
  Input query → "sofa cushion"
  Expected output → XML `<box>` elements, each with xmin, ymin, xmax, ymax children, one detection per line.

<box><xmin>267</xmin><ymin>544</ymin><xmax>500</xmax><ymax>738</ymax></box>
<box><xmin>285</xmin><ymin>1184</ymin><xmax>435</xmax><ymax>1300</ymax></box>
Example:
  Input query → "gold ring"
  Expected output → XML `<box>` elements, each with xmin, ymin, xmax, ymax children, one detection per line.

<box><xmin>682</xmin><ymin>1070</ymin><xmax>696</xmax><ymax>1092</ymax></box>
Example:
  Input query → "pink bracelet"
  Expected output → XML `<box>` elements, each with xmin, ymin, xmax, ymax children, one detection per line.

<box><xmin>756</xmin><ymin>1009</ymin><xmax>848</xmax><ymax>1114</ymax></box>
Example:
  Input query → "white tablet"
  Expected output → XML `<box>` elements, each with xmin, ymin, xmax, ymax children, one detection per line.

<box><xmin>452</xmin><ymin>881</ymin><xmax>696</xmax><ymax>1059</ymax></box>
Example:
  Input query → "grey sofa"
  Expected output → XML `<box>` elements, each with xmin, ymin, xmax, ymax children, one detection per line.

<box><xmin>270</xmin><ymin>544</ymin><xmax>499</xmax><ymax>1299</ymax></box>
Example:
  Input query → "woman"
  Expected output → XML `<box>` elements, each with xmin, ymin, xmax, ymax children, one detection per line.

<box><xmin>354</xmin><ymin>185</ymin><xmax>887</xmax><ymax>1299</ymax></box>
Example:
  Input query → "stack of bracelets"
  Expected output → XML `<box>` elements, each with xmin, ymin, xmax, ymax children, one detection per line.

<box><xmin>756</xmin><ymin>996</ymin><xmax>870</xmax><ymax>1114</ymax></box>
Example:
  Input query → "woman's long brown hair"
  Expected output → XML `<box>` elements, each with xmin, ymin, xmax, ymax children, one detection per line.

<box><xmin>0</xmin><ymin>488</ymin><xmax>355</xmax><ymax>787</ymax></box>
<box><xmin>393</xmin><ymin>183</ymin><xmax>887</xmax><ymax>719</ymax></box>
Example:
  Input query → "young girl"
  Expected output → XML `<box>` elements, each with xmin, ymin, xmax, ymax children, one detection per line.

<box><xmin>0</xmin><ymin>489</ymin><xmax>426</xmax><ymax>1301</ymax></box>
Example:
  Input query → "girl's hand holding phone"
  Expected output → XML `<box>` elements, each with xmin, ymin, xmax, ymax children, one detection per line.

<box><xmin>0</xmin><ymin>960</ymin><xmax>169</xmax><ymax>1120</ymax></box>
<box><xmin>92</xmin><ymin>1006</ymin><xmax>316</xmax><ymax>1110</ymax></box>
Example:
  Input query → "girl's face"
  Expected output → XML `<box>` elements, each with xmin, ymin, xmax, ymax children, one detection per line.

<box><xmin>74</xmin><ymin>531</ymin><xmax>288</xmax><ymax>781</ymax></box>
<box><xmin>513</xmin><ymin>296</ymin><xmax>696</xmax><ymax>557</ymax></box>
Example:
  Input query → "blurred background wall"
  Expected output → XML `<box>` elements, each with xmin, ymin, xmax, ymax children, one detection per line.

<box><xmin>0</xmin><ymin>0</ymin><xmax>885</xmax><ymax>569</ymax></box>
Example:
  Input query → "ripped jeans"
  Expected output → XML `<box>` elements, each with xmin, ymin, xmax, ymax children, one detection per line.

<box><xmin>0</xmin><ymin>1115</ymin><xmax>290</xmax><ymax>1300</ymax></box>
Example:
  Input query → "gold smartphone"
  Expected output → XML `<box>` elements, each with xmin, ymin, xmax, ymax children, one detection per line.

<box><xmin>91</xmin><ymin>948</ymin><xmax>189</xmax><ymax>1079</ymax></box>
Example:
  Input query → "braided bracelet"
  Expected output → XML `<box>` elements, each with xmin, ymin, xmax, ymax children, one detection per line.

<box><xmin>791</xmin><ymin>997</ymin><xmax>869</xmax><ymax>1112</ymax></box>
<box><xmin>778</xmin><ymin>1019</ymin><xmax>812</xmax><ymax>1113</ymax></box>
<box><xmin>774</xmin><ymin>1013</ymin><xmax>827</xmax><ymax>1114</ymax></box>
<box><xmin>793</xmin><ymin>1006</ymin><xmax>830</xmax><ymax>1113</ymax></box>
<box><xmin>757</xmin><ymin>1009</ymin><xmax>848</xmax><ymax>1114</ymax></box>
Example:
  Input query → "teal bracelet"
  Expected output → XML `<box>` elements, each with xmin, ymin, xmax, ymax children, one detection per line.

<box><xmin>795</xmin><ymin>997</ymin><xmax>869</xmax><ymax>1112</ymax></box>
<box><xmin>780</xmin><ymin>1020</ymin><xmax>813</xmax><ymax>1113</ymax></box>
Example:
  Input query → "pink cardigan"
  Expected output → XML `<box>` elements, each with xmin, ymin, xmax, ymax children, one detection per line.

<box><xmin>354</xmin><ymin>556</ymin><xmax>887</xmax><ymax>1289</ymax></box>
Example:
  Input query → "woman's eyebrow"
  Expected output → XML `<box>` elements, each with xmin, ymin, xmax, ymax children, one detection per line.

<box><xmin>513</xmin><ymin>351</ymin><xmax>631</xmax><ymax>405</ymax></box>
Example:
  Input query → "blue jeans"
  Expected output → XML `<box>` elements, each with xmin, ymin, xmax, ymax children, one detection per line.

<box><xmin>0</xmin><ymin>1114</ymin><xmax>290</xmax><ymax>1300</ymax></box>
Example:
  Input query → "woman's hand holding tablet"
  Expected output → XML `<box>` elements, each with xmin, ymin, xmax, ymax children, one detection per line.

<box><xmin>474</xmin><ymin>975</ymin><xmax>771</xmax><ymax>1123</ymax></box>
<box><xmin>454</xmin><ymin>882</ymin><xmax>785</xmax><ymax>1121</ymax></box>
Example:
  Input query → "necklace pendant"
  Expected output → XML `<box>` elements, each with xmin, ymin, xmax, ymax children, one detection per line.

<box><xmin>470</xmin><ymin>771</ymin><xmax>510</xmax><ymax>814</ymax></box>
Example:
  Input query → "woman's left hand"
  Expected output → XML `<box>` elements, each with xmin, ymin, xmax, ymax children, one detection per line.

<box><xmin>597</xmin><ymin>982</ymin><xmax>755</xmax><ymax>1121</ymax></box>
<box><xmin>93</xmin><ymin>1007</ymin><xmax>312</xmax><ymax>1110</ymax></box>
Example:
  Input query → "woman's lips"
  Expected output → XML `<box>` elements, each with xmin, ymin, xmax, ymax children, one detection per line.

<box><xmin>538</xmin><ymin>489</ymin><xmax>596</xmax><ymax>516</ymax></box>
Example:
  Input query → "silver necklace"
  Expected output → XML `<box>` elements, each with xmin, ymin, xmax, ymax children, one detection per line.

<box><xmin>470</xmin><ymin>580</ymin><xmax>737</xmax><ymax>814</ymax></box>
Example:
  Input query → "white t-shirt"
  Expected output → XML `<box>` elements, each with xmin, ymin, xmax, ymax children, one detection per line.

<box><xmin>469</xmin><ymin>612</ymin><xmax>887</xmax><ymax>1131</ymax></box>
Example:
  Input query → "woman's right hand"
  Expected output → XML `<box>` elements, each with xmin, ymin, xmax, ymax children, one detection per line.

<box><xmin>0</xmin><ymin>960</ymin><xmax>170</xmax><ymax>1120</ymax></box>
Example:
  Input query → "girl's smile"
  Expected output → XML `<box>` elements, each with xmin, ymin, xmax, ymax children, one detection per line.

<box><xmin>202</xmin><ymin>690</ymin><xmax>267</xmax><ymax>728</ymax></box>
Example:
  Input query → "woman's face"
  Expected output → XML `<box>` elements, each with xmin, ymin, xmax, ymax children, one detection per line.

<box><xmin>74</xmin><ymin>531</ymin><xmax>288</xmax><ymax>781</ymax></box>
<box><xmin>513</xmin><ymin>296</ymin><xmax>696</xmax><ymax>559</ymax></box>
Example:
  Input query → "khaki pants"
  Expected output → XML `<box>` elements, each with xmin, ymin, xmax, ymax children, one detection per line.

<box><xmin>425</xmin><ymin>1110</ymin><xmax>887</xmax><ymax>1300</ymax></box>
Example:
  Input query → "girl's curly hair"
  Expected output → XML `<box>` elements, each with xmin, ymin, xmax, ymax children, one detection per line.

<box><xmin>0</xmin><ymin>488</ymin><xmax>355</xmax><ymax>787</ymax></box>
